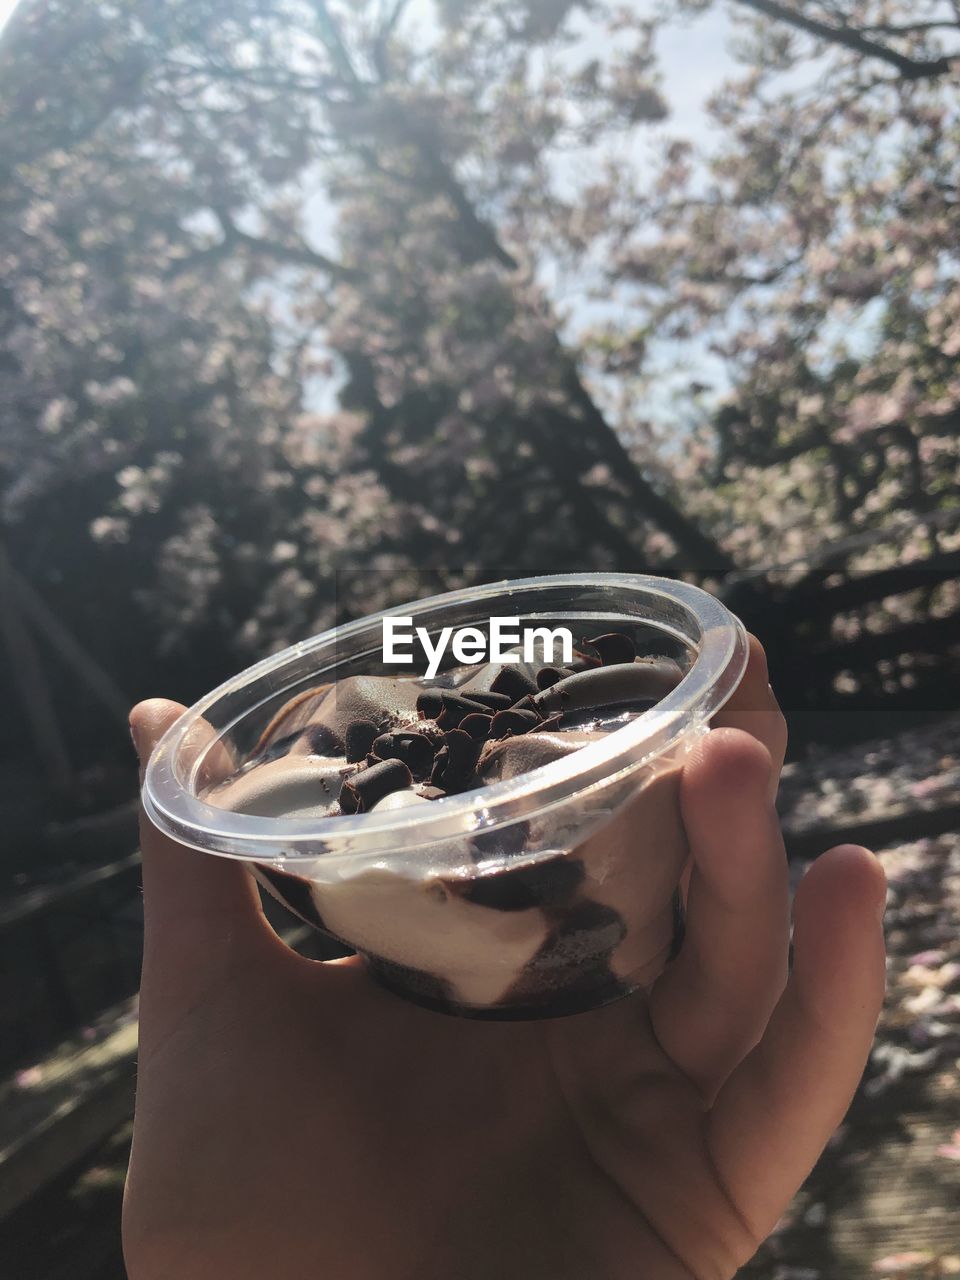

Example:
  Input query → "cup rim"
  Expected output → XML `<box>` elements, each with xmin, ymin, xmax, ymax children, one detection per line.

<box><xmin>142</xmin><ymin>573</ymin><xmax>749</xmax><ymax>863</ymax></box>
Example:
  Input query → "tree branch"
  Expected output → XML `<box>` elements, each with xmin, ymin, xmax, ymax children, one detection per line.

<box><xmin>560</xmin><ymin>363</ymin><xmax>737</xmax><ymax>572</ymax></box>
<box><xmin>688</xmin><ymin>254</ymin><xmax>804</xmax><ymax>288</ymax></box>
<box><xmin>163</xmin><ymin>56</ymin><xmax>351</xmax><ymax>96</ymax></box>
<box><xmin>372</xmin><ymin>0</ymin><xmax>413</xmax><ymax>80</ymax></box>
<box><xmin>861</xmin><ymin>20</ymin><xmax>960</xmax><ymax>36</ymax></box>
<box><xmin>732</xmin><ymin>0</ymin><xmax>955</xmax><ymax>78</ymax></box>
<box><xmin>416</xmin><ymin>148</ymin><xmax>519</xmax><ymax>269</ymax></box>
<box><xmin>229</xmin><ymin>226</ymin><xmax>357</xmax><ymax>280</ymax></box>
<box><xmin>169</xmin><ymin>208</ymin><xmax>358</xmax><ymax>282</ymax></box>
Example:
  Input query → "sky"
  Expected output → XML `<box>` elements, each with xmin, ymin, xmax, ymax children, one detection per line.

<box><xmin>554</xmin><ymin>4</ymin><xmax>741</xmax><ymax>420</ymax></box>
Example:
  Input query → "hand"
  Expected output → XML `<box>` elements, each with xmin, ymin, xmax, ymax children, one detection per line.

<box><xmin>122</xmin><ymin>636</ymin><xmax>886</xmax><ymax>1280</ymax></box>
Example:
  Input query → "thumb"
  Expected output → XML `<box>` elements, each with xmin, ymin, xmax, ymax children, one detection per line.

<box><xmin>131</xmin><ymin>699</ymin><xmax>268</xmax><ymax>1015</ymax></box>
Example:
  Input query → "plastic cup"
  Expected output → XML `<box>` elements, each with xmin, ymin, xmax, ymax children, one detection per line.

<box><xmin>142</xmin><ymin>574</ymin><xmax>749</xmax><ymax>1019</ymax></box>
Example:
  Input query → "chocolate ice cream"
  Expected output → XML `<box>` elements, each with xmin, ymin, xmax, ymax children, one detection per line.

<box><xmin>202</xmin><ymin>632</ymin><xmax>692</xmax><ymax>1017</ymax></box>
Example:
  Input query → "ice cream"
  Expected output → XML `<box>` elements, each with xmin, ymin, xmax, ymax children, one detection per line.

<box><xmin>202</xmin><ymin>633</ymin><xmax>692</xmax><ymax>1017</ymax></box>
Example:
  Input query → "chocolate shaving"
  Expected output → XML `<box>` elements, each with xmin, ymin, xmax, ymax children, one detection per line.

<box><xmin>338</xmin><ymin>780</ymin><xmax>360</xmax><ymax>814</ymax></box>
<box><xmin>535</xmin><ymin>666</ymin><xmax>573</xmax><ymax>690</ymax></box>
<box><xmin>345</xmin><ymin>719</ymin><xmax>379</xmax><ymax>763</ymax></box>
<box><xmin>510</xmin><ymin>694</ymin><xmax>544</xmax><ymax>718</ymax></box>
<box><xmin>463</xmin><ymin>690</ymin><xmax>512</xmax><ymax>711</ymax></box>
<box><xmin>428</xmin><ymin>746</ymin><xmax>448</xmax><ymax>788</ymax></box>
<box><xmin>459</xmin><ymin>713</ymin><xmax>494</xmax><ymax>741</ymax></box>
<box><xmin>489</xmin><ymin>667</ymin><xmax>538</xmax><ymax>700</ymax></box>
<box><xmin>569</xmin><ymin>647</ymin><xmax>603</xmax><ymax>672</ymax></box>
<box><xmin>372</xmin><ymin>730</ymin><xmax>435</xmax><ymax>776</ymax></box>
<box><xmin>338</xmin><ymin>758</ymin><xmax>413</xmax><ymax>814</ymax></box>
<box><xmin>416</xmin><ymin>690</ymin><xmax>444</xmax><ymax>719</ymax></box>
<box><xmin>413</xmin><ymin>718</ymin><xmax>446</xmax><ymax>747</ymax></box>
<box><xmin>430</xmin><ymin>728</ymin><xmax>481</xmax><ymax>790</ymax></box>
<box><xmin>532</xmin><ymin>661</ymin><xmax>683</xmax><ymax>716</ymax></box>
<box><xmin>437</xmin><ymin>691</ymin><xmax>490</xmax><ymax>729</ymax></box>
<box><xmin>586</xmin><ymin>632</ymin><xmax>637</xmax><ymax>665</ymax></box>
<box><xmin>490</xmin><ymin>707</ymin><xmax>540</xmax><ymax>738</ymax></box>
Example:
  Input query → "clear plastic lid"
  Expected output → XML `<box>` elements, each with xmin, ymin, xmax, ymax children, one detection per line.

<box><xmin>142</xmin><ymin>573</ymin><xmax>749</xmax><ymax>864</ymax></box>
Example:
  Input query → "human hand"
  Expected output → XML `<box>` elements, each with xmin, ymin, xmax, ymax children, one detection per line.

<box><xmin>122</xmin><ymin>636</ymin><xmax>886</xmax><ymax>1280</ymax></box>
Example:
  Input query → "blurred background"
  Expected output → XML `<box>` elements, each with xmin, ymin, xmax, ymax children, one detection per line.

<box><xmin>0</xmin><ymin>0</ymin><xmax>958</xmax><ymax>1276</ymax></box>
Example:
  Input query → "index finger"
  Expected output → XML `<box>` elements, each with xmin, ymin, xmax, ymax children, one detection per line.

<box><xmin>131</xmin><ymin>700</ymin><xmax>271</xmax><ymax>1022</ymax></box>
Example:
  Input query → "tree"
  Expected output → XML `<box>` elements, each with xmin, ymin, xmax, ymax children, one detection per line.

<box><xmin>2</xmin><ymin>0</ymin><xmax>958</xmax><ymax>786</ymax></box>
<box><xmin>0</xmin><ymin>0</ymin><xmax>411</xmax><ymax>705</ymax></box>
<box><xmin>599</xmin><ymin>0</ymin><xmax>960</xmax><ymax>576</ymax></box>
<box><xmin>1</xmin><ymin>0</ymin><xmax>743</xmax><ymax>704</ymax></box>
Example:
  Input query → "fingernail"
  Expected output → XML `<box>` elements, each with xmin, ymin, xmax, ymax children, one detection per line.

<box><xmin>129</xmin><ymin>719</ymin><xmax>142</xmax><ymax>761</ymax></box>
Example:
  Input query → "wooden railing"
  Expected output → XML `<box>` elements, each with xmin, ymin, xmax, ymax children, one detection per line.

<box><xmin>0</xmin><ymin>853</ymin><xmax>144</xmax><ymax>1075</ymax></box>
<box><xmin>722</xmin><ymin>545</ymin><xmax>960</xmax><ymax>749</ymax></box>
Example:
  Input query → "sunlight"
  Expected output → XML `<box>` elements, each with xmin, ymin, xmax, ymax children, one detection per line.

<box><xmin>0</xmin><ymin>0</ymin><xmax>20</xmax><ymax>35</ymax></box>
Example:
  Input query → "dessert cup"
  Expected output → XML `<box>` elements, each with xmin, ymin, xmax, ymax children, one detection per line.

<box><xmin>142</xmin><ymin>574</ymin><xmax>749</xmax><ymax>1018</ymax></box>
